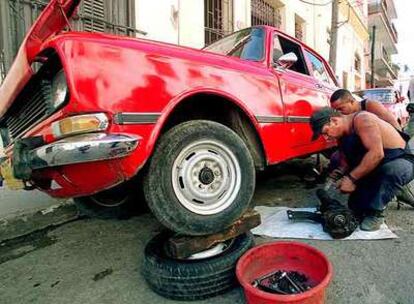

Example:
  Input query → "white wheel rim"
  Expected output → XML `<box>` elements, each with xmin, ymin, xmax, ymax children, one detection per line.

<box><xmin>172</xmin><ymin>140</ymin><xmax>241</xmax><ymax>215</ymax></box>
<box><xmin>90</xmin><ymin>194</ymin><xmax>128</xmax><ymax>207</ymax></box>
<box><xmin>187</xmin><ymin>241</ymin><xmax>231</xmax><ymax>260</ymax></box>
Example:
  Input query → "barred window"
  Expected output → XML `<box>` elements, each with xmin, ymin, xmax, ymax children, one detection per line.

<box><xmin>354</xmin><ymin>54</ymin><xmax>361</xmax><ymax>73</ymax></box>
<box><xmin>74</xmin><ymin>0</ymin><xmax>138</xmax><ymax>37</ymax></box>
<box><xmin>294</xmin><ymin>14</ymin><xmax>305</xmax><ymax>42</ymax></box>
<box><xmin>204</xmin><ymin>0</ymin><xmax>234</xmax><ymax>46</ymax></box>
<box><xmin>251</xmin><ymin>0</ymin><xmax>282</xmax><ymax>28</ymax></box>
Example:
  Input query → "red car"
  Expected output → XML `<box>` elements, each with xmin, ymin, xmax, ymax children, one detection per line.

<box><xmin>0</xmin><ymin>0</ymin><xmax>337</xmax><ymax>235</ymax></box>
<box><xmin>354</xmin><ymin>88</ymin><xmax>410</xmax><ymax>128</ymax></box>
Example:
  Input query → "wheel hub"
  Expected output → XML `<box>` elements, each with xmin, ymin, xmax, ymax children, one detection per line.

<box><xmin>172</xmin><ymin>140</ymin><xmax>241</xmax><ymax>215</ymax></box>
<box><xmin>199</xmin><ymin>166</ymin><xmax>215</xmax><ymax>185</ymax></box>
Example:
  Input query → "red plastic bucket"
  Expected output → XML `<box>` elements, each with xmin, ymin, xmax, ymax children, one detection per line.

<box><xmin>236</xmin><ymin>241</ymin><xmax>333</xmax><ymax>304</ymax></box>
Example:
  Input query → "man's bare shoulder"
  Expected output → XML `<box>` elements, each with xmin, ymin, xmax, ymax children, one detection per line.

<box><xmin>354</xmin><ymin>112</ymin><xmax>378</xmax><ymax>130</ymax></box>
<box><xmin>366</xmin><ymin>99</ymin><xmax>387</xmax><ymax>113</ymax></box>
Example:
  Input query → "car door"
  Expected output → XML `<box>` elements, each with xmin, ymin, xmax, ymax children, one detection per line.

<box><xmin>271</xmin><ymin>34</ymin><xmax>330</xmax><ymax>153</ymax></box>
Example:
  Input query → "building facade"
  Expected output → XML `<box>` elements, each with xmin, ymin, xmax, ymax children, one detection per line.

<box><xmin>134</xmin><ymin>0</ymin><xmax>370</xmax><ymax>90</ymax></box>
<box><xmin>0</xmin><ymin>0</ymin><xmax>141</xmax><ymax>83</ymax></box>
<box><xmin>366</xmin><ymin>0</ymin><xmax>399</xmax><ymax>88</ymax></box>
<box><xmin>0</xmin><ymin>0</ymin><xmax>379</xmax><ymax>91</ymax></box>
<box><xmin>134</xmin><ymin>0</ymin><xmax>333</xmax><ymax>57</ymax></box>
<box><xmin>335</xmin><ymin>0</ymin><xmax>369</xmax><ymax>91</ymax></box>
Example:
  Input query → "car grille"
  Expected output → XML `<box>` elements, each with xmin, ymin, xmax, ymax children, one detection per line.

<box><xmin>0</xmin><ymin>76</ymin><xmax>51</xmax><ymax>147</ymax></box>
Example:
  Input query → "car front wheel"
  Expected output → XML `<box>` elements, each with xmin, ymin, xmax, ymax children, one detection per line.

<box><xmin>144</xmin><ymin>120</ymin><xmax>256</xmax><ymax>235</ymax></box>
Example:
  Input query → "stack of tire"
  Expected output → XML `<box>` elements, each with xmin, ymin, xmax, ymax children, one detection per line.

<box><xmin>142</xmin><ymin>232</ymin><xmax>254</xmax><ymax>301</ymax></box>
<box><xmin>74</xmin><ymin>121</ymin><xmax>257</xmax><ymax>300</ymax></box>
<box><xmin>142</xmin><ymin>121</ymin><xmax>256</xmax><ymax>300</ymax></box>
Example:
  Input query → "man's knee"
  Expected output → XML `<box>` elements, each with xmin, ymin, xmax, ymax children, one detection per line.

<box><xmin>380</xmin><ymin>160</ymin><xmax>414</xmax><ymax>186</ymax></box>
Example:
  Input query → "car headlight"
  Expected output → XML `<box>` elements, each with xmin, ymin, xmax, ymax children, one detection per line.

<box><xmin>50</xmin><ymin>70</ymin><xmax>68</xmax><ymax>111</ymax></box>
<box><xmin>52</xmin><ymin>113</ymin><xmax>109</xmax><ymax>139</ymax></box>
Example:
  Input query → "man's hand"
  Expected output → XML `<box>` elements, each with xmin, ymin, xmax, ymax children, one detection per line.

<box><xmin>329</xmin><ymin>168</ymin><xmax>346</xmax><ymax>182</ymax></box>
<box><xmin>339</xmin><ymin>176</ymin><xmax>356</xmax><ymax>193</ymax></box>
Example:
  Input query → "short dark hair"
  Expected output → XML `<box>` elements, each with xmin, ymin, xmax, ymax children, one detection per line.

<box><xmin>330</xmin><ymin>89</ymin><xmax>352</xmax><ymax>104</ymax></box>
<box><xmin>310</xmin><ymin>107</ymin><xmax>341</xmax><ymax>141</ymax></box>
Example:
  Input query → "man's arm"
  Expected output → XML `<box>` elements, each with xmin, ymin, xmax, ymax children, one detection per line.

<box><xmin>366</xmin><ymin>99</ymin><xmax>401</xmax><ymax>130</ymax></box>
<box><xmin>349</xmin><ymin>113</ymin><xmax>384</xmax><ymax>180</ymax></box>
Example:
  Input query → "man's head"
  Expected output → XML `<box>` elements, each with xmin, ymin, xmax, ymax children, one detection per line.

<box><xmin>310</xmin><ymin>107</ymin><xmax>346</xmax><ymax>141</ymax></box>
<box><xmin>330</xmin><ymin>89</ymin><xmax>358</xmax><ymax>114</ymax></box>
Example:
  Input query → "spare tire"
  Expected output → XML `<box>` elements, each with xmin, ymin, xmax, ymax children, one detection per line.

<box><xmin>141</xmin><ymin>231</ymin><xmax>254</xmax><ymax>301</ymax></box>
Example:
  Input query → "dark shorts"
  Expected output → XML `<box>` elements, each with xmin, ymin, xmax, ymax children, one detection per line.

<box><xmin>348</xmin><ymin>158</ymin><xmax>414</xmax><ymax>213</ymax></box>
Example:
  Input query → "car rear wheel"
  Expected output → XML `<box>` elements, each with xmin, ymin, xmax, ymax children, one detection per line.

<box><xmin>74</xmin><ymin>179</ymin><xmax>147</xmax><ymax>219</ymax></box>
<box><xmin>144</xmin><ymin>120</ymin><xmax>256</xmax><ymax>235</ymax></box>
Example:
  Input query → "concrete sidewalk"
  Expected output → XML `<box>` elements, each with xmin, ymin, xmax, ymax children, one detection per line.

<box><xmin>0</xmin><ymin>188</ymin><xmax>64</xmax><ymax>219</ymax></box>
<box><xmin>0</xmin><ymin>188</ymin><xmax>74</xmax><ymax>242</ymax></box>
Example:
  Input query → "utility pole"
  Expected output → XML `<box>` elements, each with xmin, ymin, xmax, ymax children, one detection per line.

<box><xmin>329</xmin><ymin>0</ymin><xmax>340</xmax><ymax>72</ymax></box>
<box><xmin>370</xmin><ymin>25</ymin><xmax>376</xmax><ymax>88</ymax></box>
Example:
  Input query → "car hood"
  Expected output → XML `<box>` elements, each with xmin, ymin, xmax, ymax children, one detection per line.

<box><xmin>24</xmin><ymin>0</ymin><xmax>80</xmax><ymax>61</ymax></box>
<box><xmin>0</xmin><ymin>0</ymin><xmax>81</xmax><ymax>118</ymax></box>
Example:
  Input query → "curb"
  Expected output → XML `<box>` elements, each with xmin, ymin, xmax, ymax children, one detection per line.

<box><xmin>0</xmin><ymin>201</ymin><xmax>79</xmax><ymax>242</ymax></box>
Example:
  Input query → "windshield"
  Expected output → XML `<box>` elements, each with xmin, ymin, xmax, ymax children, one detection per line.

<box><xmin>357</xmin><ymin>90</ymin><xmax>395</xmax><ymax>104</ymax></box>
<box><xmin>203</xmin><ymin>28</ymin><xmax>265</xmax><ymax>61</ymax></box>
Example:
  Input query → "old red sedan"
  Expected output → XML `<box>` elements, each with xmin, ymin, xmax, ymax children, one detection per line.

<box><xmin>0</xmin><ymin>0</ymin><xmax>337</xmax><ymax>235</ymax></box>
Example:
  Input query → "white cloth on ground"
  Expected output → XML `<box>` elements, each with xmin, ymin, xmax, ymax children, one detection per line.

<box><xmin>252</xmin><ymin>206</ymin><xmax>398</xmax><ymax>240</ymax></box>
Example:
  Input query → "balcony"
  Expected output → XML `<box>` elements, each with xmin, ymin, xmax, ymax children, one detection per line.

<box><xmin>391</xmin><ymin>22</ymin><xmax>398</xmax><ymax>41</ymax></box>
<box><xmin>353</xmin><ymin>0</ymin><xmax>368</xmax><ymax>27</ymax></box>
<box><xmin>368</xmin><ymin>0</ymin><xmax>398</xmax><ymax>44</ymax></box>
<box><xmin>374</xmin><ymin>58</ymin><xmax>397</xmax><ymax>81</ymax></box>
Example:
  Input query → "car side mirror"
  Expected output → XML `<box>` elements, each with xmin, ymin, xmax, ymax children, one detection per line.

<box><xmin>275</xmin><ymin>52</ymin><xmax>298</xmax><ymax>69</ymax></box>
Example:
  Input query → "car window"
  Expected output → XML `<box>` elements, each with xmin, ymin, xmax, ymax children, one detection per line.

<box><xmin>304</xmin><ymin>50</ymin><xmax>331</xmax><ymax>84</ymax></box>
<box><xmin>203</xmin><ymin>28</ymin><xmax>265</xmax><ymax>61</ymax></box>
<box><xmin>324</xmin><ymin>63</ymin><xmax>337</xmax><ymax>86</ymax></box>
<box><xmin>273</xmin><ymin>35</ymin><xmax>309</xmax><ymax>75</ymax></box>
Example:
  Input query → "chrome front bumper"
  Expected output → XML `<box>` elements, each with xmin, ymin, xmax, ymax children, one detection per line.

<box><xmin>29</xmin><ymin>133</ymin><xmax>139</xmax><ymax>170</ymax></box>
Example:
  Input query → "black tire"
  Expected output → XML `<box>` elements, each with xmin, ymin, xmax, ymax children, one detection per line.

<box><xmin>74</xmin><ymin>178</ymin><xmax>147</xmax><ymax>219</ymax></box>
<box><xmin>144</xmin><ymin>120</ymin><xmax>256</xmax><ymax>235</ymax></box>
<box><xmin>141</xmin><ymin>231</ymin><xmax>254</xmax><ymax>301</ymax></box>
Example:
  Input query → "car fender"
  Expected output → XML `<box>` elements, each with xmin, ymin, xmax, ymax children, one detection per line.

<box><xmin>145</xmin><ymin>87</ymin><xmax>264</xmax><ymax>158</ymax></box>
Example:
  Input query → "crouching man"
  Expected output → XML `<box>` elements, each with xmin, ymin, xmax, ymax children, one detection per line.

<box><xmin>310</xmin><ymin>107</ymin><xmax>414</xmax><ymax>231</ymax></box>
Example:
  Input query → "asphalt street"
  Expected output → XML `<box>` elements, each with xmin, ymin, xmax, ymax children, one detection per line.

<box><xmin>0</xmin><ymin>160</ymin><xmax>413</xmax><ymax>304</ymax></box>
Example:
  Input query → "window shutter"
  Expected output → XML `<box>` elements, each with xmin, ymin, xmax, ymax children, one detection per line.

<box><xmin>82</xmin><ymin>0</ymin><xmax>106</xmax><ymax>33</ymax></box>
